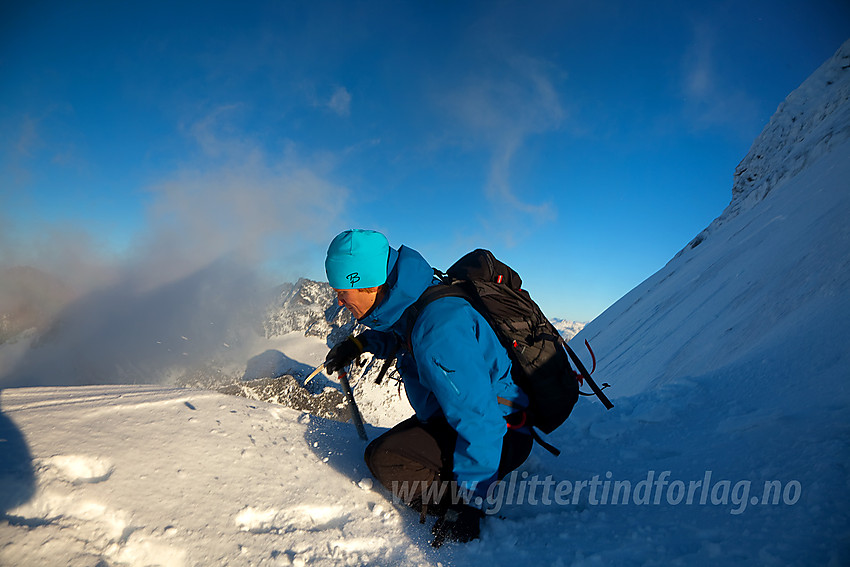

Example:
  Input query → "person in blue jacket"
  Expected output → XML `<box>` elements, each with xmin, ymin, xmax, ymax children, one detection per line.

<box><xmin>323</xmin><ymin>229</ymin><xmax>533</xmax><ymax>547</ymax></box>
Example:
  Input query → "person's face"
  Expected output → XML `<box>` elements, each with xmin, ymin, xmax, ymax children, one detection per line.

<box><xmin>334</xmin><ymin>287</ymin><xmax>382</xmax><ymax>320</ymax></box>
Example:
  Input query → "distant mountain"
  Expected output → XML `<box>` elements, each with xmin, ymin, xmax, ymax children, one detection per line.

<box><xmin>258</xmin><ymin>279</ymin><xmax>589</xmax><ymax>426</ymax></box>
<box><xmin>266</xmin><ymin>278</ymin><xmax>585</xmax><ymax>343</ymax></box>
<box><xmin>551</xmin><ymin>318</ymin><xmax>585</xmax><ymax>341</ymax></box>
<box><xmin>262</xmin><ymin>278</ymin><xmax>357</xmax><ymax>345</ymax></box>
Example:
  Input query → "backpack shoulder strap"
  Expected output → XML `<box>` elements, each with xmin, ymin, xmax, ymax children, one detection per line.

<box><xmin>401</xmin><ymin>278</ymin><xmax>470</xmax><ymax>351</ymax></box>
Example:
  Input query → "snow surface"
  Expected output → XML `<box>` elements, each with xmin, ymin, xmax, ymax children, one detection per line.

<box><xmin>2</xmin><ymin>40</ymin><xmax>850</xmax><ymax>567</ymax></box>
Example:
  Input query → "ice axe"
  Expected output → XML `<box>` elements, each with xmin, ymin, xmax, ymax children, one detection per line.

<box><xmin>560</xmin><ymin>338</ymin><xmax>614</xmax><ymax>410</ymax></box>
<box><xmin>338</xmin><ymin>368</ymin><xmax>368</xmax><ymax>441</ymax></box>
<box><xmin>305</xmin><ymin>363</ymin><xmax>368</xmax><ymax>440</ymax></box>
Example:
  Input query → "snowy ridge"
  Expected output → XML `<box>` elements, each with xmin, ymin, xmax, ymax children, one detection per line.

<box><xmin>579</xmin><ymin>38</ymin><xmax>850</xmax><ymax>395</ymax></box>
<box><xmin>684</xmin><ymin>38</ymin><xmax>850</xmax><ymax>253</ymax></box>
<box><xmin>559</xmin><ymin>40</ymin><xmax>849</xmax><ymax>564</ymax></box>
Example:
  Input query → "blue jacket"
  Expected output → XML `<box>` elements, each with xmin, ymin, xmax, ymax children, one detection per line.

<box><xmin>359</xmin><ymin>245</ymin><xmax>529</xmax><ymax>498</ymax></box>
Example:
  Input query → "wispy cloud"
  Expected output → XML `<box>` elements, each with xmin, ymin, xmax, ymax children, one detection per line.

<box><xmin>2</xmin><ymin>104</ymin><xmax>84</xmax><ymax>185</ymax></box>
<box><xmin>15</xmin><ymin>114</ymin><xmax>42</xmax><ymax>157</ymax></box>
<box><xmin>296</xmin><ymin>82</ymin><xmax>352</xmax><ymax>118</ymax></box>
<box><xmin>680</xmin><ymin>22</ymin><xmax>759</xmax><ymax>134</ymax></box>
<box><xmin>141</xmin><ymin>105</ymin><xmax>350</xmax><ymax>287</ymax></box>
<box><xmin>440</xmin><ymin>55</ymin><xmax>564</xmax><ymax>224</ymax></box>
<box><xmin>328</xmin><ymin>86</ymin><xmax>352</xmax><ymax>117</ymax></box>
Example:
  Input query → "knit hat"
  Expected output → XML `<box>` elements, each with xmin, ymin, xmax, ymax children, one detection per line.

<box><xmin>325</xmin><ymin>229</ymin><xmax>391</xmax><ymax>289</ymax></box>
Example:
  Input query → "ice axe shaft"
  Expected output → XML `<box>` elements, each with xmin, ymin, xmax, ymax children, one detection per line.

<box><xmin>560</xmin><ymin>338</ymin><xmax>614</xmax><ymax>410</ymax></box>
<box><xmin>339</xmin><ymin>370</ymin><xmax>368</xmax><ymax>440</ymax></box>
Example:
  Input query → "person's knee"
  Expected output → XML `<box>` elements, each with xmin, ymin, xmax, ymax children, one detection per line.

<box><xmin>363</xmin><ymin>436</ymin><xmax>382</xmax><ymax>468</ymax></box>
<box><xmin>364</xmin><ymin>437</ymin><xmax>393</xmax><ymax>481</ymax></box>
<box><xmin>364</xmin><ymin>427</ymin><xmax>444</xmax><ymax>489</ymax></box>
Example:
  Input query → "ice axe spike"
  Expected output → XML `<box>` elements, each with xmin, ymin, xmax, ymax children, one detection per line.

<box><xmin>339</xmin><ymin>369</ymin><xmax>368</xmax><ymax>441</ymax></box>
<box><xmin>305</xmin><ymin>363</ymin><xmax>325</xmax><ymax>384</ymax></box>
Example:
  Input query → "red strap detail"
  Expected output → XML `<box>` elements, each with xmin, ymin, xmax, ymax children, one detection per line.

<box><xmin>506</xmin><ymin>411</ymin><xmax>528</xmax><ymax>429</ymax></box>
<box><xmin>585</xmin><ymin>339</ymin><xmax>597</xmax><ymax>374</ymax></box>
<box><xmin>576</xmin><ymin>373</ymin><xmax>585</xmax><ymax>387</ymax></box>
<box><xmin>496</xmin><ymin>274</ymin><xmax>503</xmax><ymax>284</ymax></box>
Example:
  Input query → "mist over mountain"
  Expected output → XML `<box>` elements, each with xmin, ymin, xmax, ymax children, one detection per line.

<box><xmin>0</xmin><ymin>266</ymin><xmax>72</xmax><ymax>345</ymax></box>
<box><xmin>262</xmin><ymin>278</ymin><xmax>356</xmax><ymax>343</ymax></box>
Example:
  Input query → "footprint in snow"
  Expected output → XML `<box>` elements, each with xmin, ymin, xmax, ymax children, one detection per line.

<box><xmin>235</xmin><ymin>505</ymin><xmax>350</xmax><ymax>534</ymax></box>
<box><xmin>41</xmin><ymin>454</ymin><xmax>115</xmax><ymax>484</ymax></box>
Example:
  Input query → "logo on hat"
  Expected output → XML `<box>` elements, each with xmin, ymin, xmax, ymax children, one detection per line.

<box><xmin>346</xmin><ymin>272</ymin><xmax>360</xmax><ymax>287</ymax></box>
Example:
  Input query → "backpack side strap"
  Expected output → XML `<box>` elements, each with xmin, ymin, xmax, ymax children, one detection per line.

<box><xmin>497</xmin><ymin>396</ymin><xmax>561</xmax><ymax>457</ymax></box>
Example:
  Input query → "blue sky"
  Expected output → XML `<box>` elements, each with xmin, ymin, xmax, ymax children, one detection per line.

<box><xmin>2</xmin><ymin>1</ymin><xmax>848</xmax><ymax>321</ymax></box>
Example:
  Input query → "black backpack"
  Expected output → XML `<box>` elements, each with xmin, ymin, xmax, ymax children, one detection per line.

<box><xmin>402</xmin><ymin>249</ymin><xmax>613</xmax><ymax>454</ymax></box>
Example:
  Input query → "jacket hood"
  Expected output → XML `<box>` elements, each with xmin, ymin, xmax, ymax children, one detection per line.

<box><xmin>359</xmin><ymin>245</ymin><xmax>435</xmax><ymax>332</ymax></box>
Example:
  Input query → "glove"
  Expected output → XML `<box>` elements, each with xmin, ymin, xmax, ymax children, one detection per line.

<box><xmin>324</xmin><ymin>335</ymin><xmax>367</xmax><ymax>374</ymax></box>
<box><xmin>431</xmin><ymin>503</ymin><xmax>484</xmax><ymax>548</ymax></box>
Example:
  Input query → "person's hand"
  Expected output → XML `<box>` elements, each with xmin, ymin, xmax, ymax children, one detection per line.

<box><xmin>324</xmin><ymin>335</ymin><xmax>367</xmax><ymax>374</ymax></box>
<box><xmin>431</xmin><ymin>503</ymin><xmax>483</xmax><ymax>547</ymax></box>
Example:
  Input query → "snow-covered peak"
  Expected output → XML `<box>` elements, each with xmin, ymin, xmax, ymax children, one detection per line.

<box><xmin>550</xmin><ymin>318</ymin><xmax>586</xmax><ymax>341</ymax></box>
<box><xmin>683</xmin><ymin>38</ymin><xmax>850</xmax><ymax>253</ymax></box>
<box><xmin>263</xmin><ymin>278</ymin><xmax>356</xmax><ymax>344</ymax></box>
<box><xmin>576</xmin><ymin>39</ymin><xmax>850</xmax><ymax>398</ymax></box>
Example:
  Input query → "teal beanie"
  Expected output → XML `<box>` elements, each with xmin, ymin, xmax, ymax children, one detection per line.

<box><xmin>325</xmin><ymin>229</ymin><xmax>391</xmax><ymax>289</ymax></box>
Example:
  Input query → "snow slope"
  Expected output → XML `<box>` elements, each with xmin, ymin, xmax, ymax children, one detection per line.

<box><xmin>1</xmin><ymin>40</ymin><xmax>849</xmax><ymax>567</ymax></box>
<box><xmin>561</xmin><ymin>38</ymin><xmax>850</xmax><ymax>564</ymax></box>
<box><xmin>577</xmin><ymin>37</ymin><xmax>850</xmax><ymax>397</ymax></box>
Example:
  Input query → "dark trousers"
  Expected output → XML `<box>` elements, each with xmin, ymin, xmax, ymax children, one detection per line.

<box><xmin>364</xmin><ymin>415</ymin><xmax>533</xmax><ymax>509</ymax></box>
